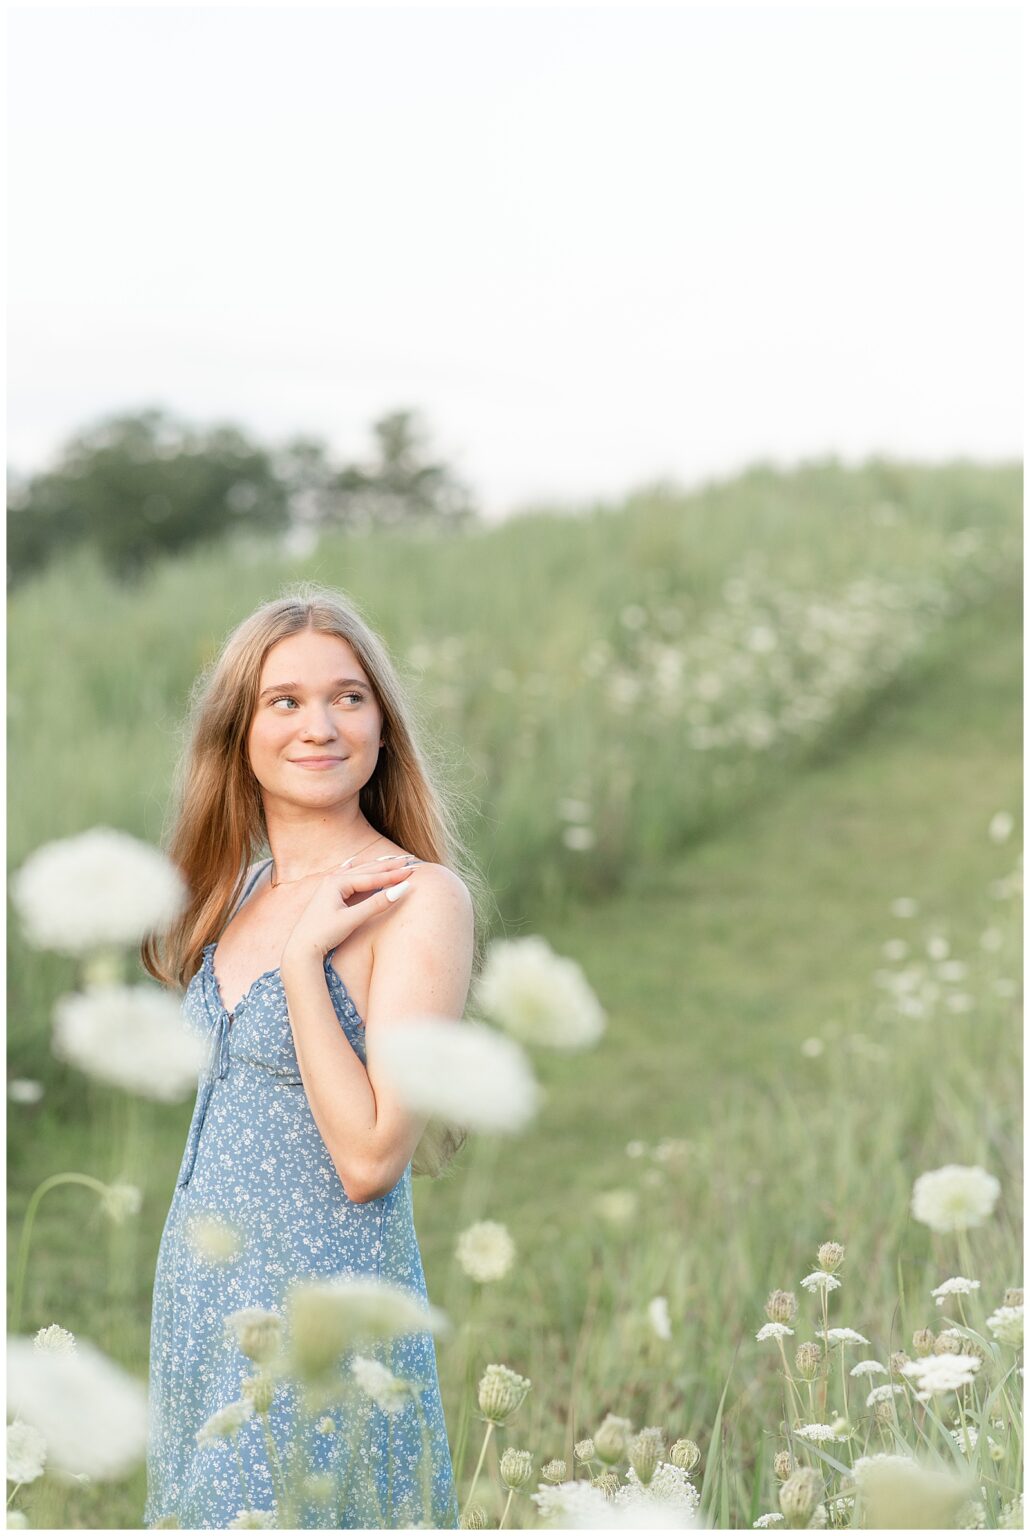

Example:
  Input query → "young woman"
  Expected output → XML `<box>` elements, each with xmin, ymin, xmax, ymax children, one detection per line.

<box><xmin>140</xmin><ymin>585</ymin><xmax>485</xmax><ymax>1528</ymax></box>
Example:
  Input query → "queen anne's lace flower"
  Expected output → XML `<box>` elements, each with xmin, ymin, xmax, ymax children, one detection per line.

<box><xmin>456</xmin><ymin>1220</ymin><xmax>516</xmax><ymax>1283</ymax></box>
<box><xmin>794</xmin><ymin>1424</ymin><xmax>848</xmax><ymax>1443</ymax></box>
<box><xmin>931</xmin><ymin>1277</ymin><xmax>981</xmax><ymax>1306</ymax></box>
<box><xmin>865</xmin><ymin>1385</ymin><xmax>905</xmax><ymax>1407</ymax></box>
<box><xmin>375</xmin><ymin>1015</ymin><xmax>540</xmax><ymax>1133</ymax></box>
<box><xmin>849</xmin><ymin>1359</ymin><xmax>887</xmax><ymax>1377</ymax></box>
<box><xmin>11</xmin><ymin>827</ymin><xmax>187</xmax><ymax>955</ymax></box>
<box><xmin>6</xmin><ymin>1421</ymin><xmax>47</xmax><ymax>1485</ymax></box>
<box><xmin>910</xmin><ymin>1165</ymin><xmax>1001</xmax><ymax>1233</ymax></box>
<box><xmin>52</xmin><ymin>984</ymin><xmax>208</xmax><ymax>1101</ymax></box>
<box><xmin>900</xmin><ymin>1353</ymin><xmax>981</xmax><ymax>1396</ymax></box>
<box><xmin>351</xmin><ymin>1355</ymin><xmax>416</xmax><ymax>1414</ymax></box>
<box><xmin>800</xmin><ymin>1272</ymin><xmax>841</xmax><ymax>1294</ymax></box>
<box><xmin>473</xmin><ymin>935</ymin><xmax>606</xmax><ymax>1050</ymax></box>
<box><xmin>7</xmin><ymin>1335</ymin><xmax>147</xmax><ymax>1479</ymax></box>
<box><xmin>985</xmin><ymin>1305</ymin><xmax>1023</xmax><ymax>1347</ymax></box>
<box><xmin>756</xmin><ymin>1322</ymin><xmax>794</xmax><ymax>1341</ymax></box>
<box><xmin>195</xmin><ymin>1400</ymin><xmax>254</xmax><ymax>1445</ymax></box>
<box><xmin>818</xmin><ymin>1327</ymin><xmax>869</xmax><ymax>1345</ymax></box>
<box><xmin>33</xmin><ymin>1323</ymin><xmax>76</xmax><ymax>1354</ymax></box>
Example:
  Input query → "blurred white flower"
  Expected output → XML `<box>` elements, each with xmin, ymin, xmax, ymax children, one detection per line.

<box><xmin>617</xmin><ymin>1460</ymin><xmax>701</xmax><ymax>1512</ymax></box>
<box><xmin>882</xmin><ymin>939</ymin><xmax>909</xmax><ymax>961</ymax></box>
<box><xmin>287</xmin><ymin>1276</ymin><xmax>448</xmax><ymax>1378</ymax></box>
<box><xmin>224</xmin><ymin>1308</ymin><xmax>283</xmax><ymax>1365</ymax></box>
<box><xmin>648</xmin><ymin>1297</ymin><xmax>672</xmax><ymax>1341</ymax></box>
<box><xmin>186</xmin><ymin>1211</ymin><xmax>244</xmax><ymax>1264</ymax></box>
<box><xmin>985</xmin><ymin>1305</ymin><xmax>1023</xmax><ymax>1348</ymax></box>
<box><xmin>33</xmin><ymin>1324</ymin><xmax>76</xmax><ymax>1354</ymax></box>
<box><xmin>625</xmin><ymin>1140</ymin><xmax>647</xmax><ymax>1158</ymax></box>
<box><xmin>351</xmin><ymin>1355</ymin><xmax>416</xmax><ymax>1414</ymax></box>
<box><xmin>11</xmin><ymin>827</ymin><xmax>187</xmax><ymax>955</ymax></box>
<box><xmin>817</xmin><ymin>1328</ymin><xmax>869</xmax><ymax>1345</ymax></box>
<box><xmin>594</xmin><ymin>1189</ymin><xmax>638</xmax><ymax>1225</ymax></box>
<box><xmin>455</xmin><ymin>1220</ymin><xmax>515</xmax><ymax>1283</ymax></box>
<box><xmin>925</xmin><ymin>935</ymin><xmax>950</xmax><ymax>960</ymax></box>
<box><xmin>228</xmin><ymin>1513</ymin><xmax>276</xmax><ymax>1530</ymax></box>
<box><xmin>375</xmin><ymin>1014</ymin><xmax>540</xmax><ymax>1133</ymax></box>
<box><xmin>931</xmin><ymin>1277</ymin><xmax>981</xmax><ymax>1307</ymax></box>
<box><xmin>196</xmin><ymin>1400</ymin><xmax>253</xmax><ymax>1445</ymax></box>
<box><xmin>900</xmin><ymin>1353</ymin><xmax>982</xmax><ymax>1396</ymax></box>
<box><xmin>101</xmin><ymin>1183</ymin><xmax>143</xmax><ymax>1224</ymax></box>
<box><xmin>7</xmin><ymin>1080</ymin><xmax>43</xmax><ymax>1104</ymax></box>
<box><xmin>911</xmin><ymin>1165</ymin><xmax>1001</xmax><ymax>1234</ymax></box>
<box><xmin>562</xmin><ymin>825</ymin><xmax>596</xmax><ymax>852</ymax></box>
<box><xmin>533</xmin><ymin>1477</ymin><xmax>697</xmax><ymax>1528</ymax></box>
<box><xmin>988</xmin><ymin>811</ymin><xmax>1015</xmax><ymax>843</ymax></box>
<box><xmin>52</xmin><ymin>984</ymin><xmax>210</xmax><ymax>1102</ymax></box>
<box><xmin>752</xmin><ymin>1515</ymin><xmax>785</xmax><ymax>1529</ymax></box>
<box><xmin>889</xmin><ymin>898</ymin><xmax>919</xmax><ymax>918</ymax></box>
<box><xmin>7</xmin><ymin>1420</ymin><xmax>47</xmax><ymax>1484</ymax></box>
<box><xmin>472</xmin><ymin>936</ymin><xmax>606</xmax><ymax>1051</ymax></box>
<box><xmin>6</xmin><ymin>1335</ymin><xmax>147</xmax><ymax>1479</ymax></box>
<box><xmin>557</xmin><ymin>798</ymin><xmax>593</xmax><ymax>822</ymax></box>
<box><xmin>800</xmin><ymin>1037</ymin><xmax>824</xmax><ymax>1058</ymax></box>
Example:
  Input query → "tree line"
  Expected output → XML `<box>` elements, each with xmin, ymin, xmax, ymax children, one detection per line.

<box><xmin>7</xmin><ymin>406</ymin><xmax>478</xmax><ymax>585</ymax></box>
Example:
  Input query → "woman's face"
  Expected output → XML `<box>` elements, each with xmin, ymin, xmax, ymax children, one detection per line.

<box><xmin>247</xmin><ymin>630</ymin><xmax>385</xmax><ymax>811</ymax></box>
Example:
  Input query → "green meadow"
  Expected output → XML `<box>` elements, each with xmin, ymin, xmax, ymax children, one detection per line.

<box><xmin>7</xmin><ymin>457</ymin><xmax>1022</xmax><ymax>1528</ymax></box>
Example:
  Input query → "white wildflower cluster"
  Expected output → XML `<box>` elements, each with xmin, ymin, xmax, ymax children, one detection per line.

<box><xmin>800</xmin><ymin>1272</ymin><xmax>841</xmax><ymax>1295</ymax></box>
<box><xmin>931</xmin><ymin>1276</ymin><xmax>981</xmax><ymax>1306</ymax></box>
<box><xmin>756</xmin><ymin>1322</ymin><xmax>795</xmax><ymax>1342</ymax></box>
<box><xmin>985</xmin><ymin>1305</ymin><xmax>1023</xmax><ymax>1348</ymax></box>
<box><xmin>6</xmin><ymin>1335</ymin><xmax>148</xmax><ymax>1479</ymax></box>
<box><xmin>7</xmin><ymin>1421</ymin><xmax>47</xmax><ymax>1485</ymax></box>
<box><xmin>865</xmin><ymin>1385</ymin><xmax>904</xmax><ymax>1408</ymax></box>
<box><xmin>455</xmin><ymin>1220</ymin><xmax>516</xmax><ymax>1283</ymax></box>
<box><xmin>848</xmin><ymin>1359</ymin><xmax>886</xmax><ymax>1377</ymax></box>
<box><xmin>374</xmin><ymin>1014</ymin><xmax>540</xmax><ymax>1133</ymax></box>
<box><xmin>351</xmin><ymin>1355</ymin><xmax>417</xmax><ymax>1414</ymax></box>
<box><xmin>52</xmin><ymin>984</ymin><xmax>208</xmax><ymax>1101</ymax></box>
<box><xmin>11</xmin><ymin>827</ymin><xmax>187</xmax><ymax>954</ymax></box>
<box><xmin>817</xmin><ymin>1327</ymin><xmax>869</xmax><ymax>1345</ymax></box>
<box><xmin>794</xmin><ymin>1424</ymin><xmax>849</xmax><ymax>1444</ymax></box>
<box><xmin>900</xmin><ymin>1353</ymin><xmax>982</xmax><ymax>1400</ymax></box>
<box><xmin>616</xmin><ymin>1460</ymin><xmax>701</xmax><ymax>1513</ymax></box>
<box><xmin>473</xmin><ymin>936</ymin><xmax>606</xmax><ymax>1050</ymax></box>
<box><xmin>910</xmin><ymin>1165</ymin><xmax>1001</xmax><ymax>1233</ymax></box>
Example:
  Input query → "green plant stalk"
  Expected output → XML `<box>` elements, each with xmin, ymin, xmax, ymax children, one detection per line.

<box><xmin>461</xmin><ymin>1420</ymin><xmax>494</xmax><ymax>1519</ymax></box>
<box><xmin>10</xmin><ymin>1172</ymin><xmax>113</xmax><ymax>1332</ymax></box>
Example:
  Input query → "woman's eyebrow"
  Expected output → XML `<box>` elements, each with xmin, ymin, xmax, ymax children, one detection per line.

<box><xmin>258</xmin><ymin>677</ymin><xmax>368</xmax><ymax>698</ymax></box>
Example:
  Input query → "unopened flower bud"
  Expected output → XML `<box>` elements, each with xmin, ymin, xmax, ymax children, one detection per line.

<box><xmin>460</xmin><ymin>1506</ymin><xmax>487</xmax><ymax>1529</ymax></box>
<box><xmin>541</xmin><ymin>1458</ymin><xmax>566</xmax><ymax>1484</ymax></box>
<box><xmin>1003</xmin><ymin>1288</ymin><xmax>1023</xmax><ymax>1308</ymax></box>
<box><xmin>766</xmin><ymin>1290</ymin><xmax>799</xmax><ymax>1324</ymax></box>
<box><xmin>477</xmin><ymin>1363</ymin><xmax>531</xmax><ymax>1425</ymax></box>
<box><xmin>774</xmin><ymin>1450</ymin><xmax>796</xmax><ymax>1481</ymax></box>
<box><xmin>574</xmin><ymin>1438</ymin><xmax>595</xmax><ymax>1462</ymax></box>
<box><xmin>912</xmin><ymin>1328</ymin><xmax>935</xmax><ymax>1355</ymax></box>
<box><xmin>874</xmin><ymin>1398</ymin><xmax>896</xmax><ymax>1425</ymax></box>
<box><xmin>889</xmin><ymin>1351</ymin><xmax>910</xmax><ymax>1376</ymax></box>
<box><xmin>592</xmin><ymin>1470</ymin><xmax>620</xmax><ymax>1501</ymax></box>
<box><xmin>593</xmin><ymin>1414</ymin><xmax>632</xmax><ymax>1465</ymax></box>
<box><xmin>224</xmin><ymin>1307</ymin><xmax>283</xmax><ymax>1366</ymax></box>
<box><xmin>780</xmin><ymin>1467</ymin><xmax>823</xmax><ymax>1528</ymax></box>
<box><xmin>963</xmin><ymin>1338</ymin><xmax>987</xmax><ymax>1364</ymax></box>
<box><xmin>499</xmin><ymin>1447</ymin><xmax>533</xmax><ymax>1491</ymax></box>
<box><xmin>818</xmin><ymin>1243</ymin><xmax>845</xmax><ymax>1273</ymax></box>
<box><xmin>628</xmin><ymin>1427</ymin><xmax>665</xmax><ymax>1486</ymax></box>
<box><xmin>795</xmin><ymin>1342</ymin><xmax>822</xmax><ymax>1380</ymax></box>
<box><xmin>669</xmin><ymin>1438</ymin><xmax>700</xmax><ymax>1473</ymax></box>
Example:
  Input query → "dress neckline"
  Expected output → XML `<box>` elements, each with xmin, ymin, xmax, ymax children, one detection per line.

<box><xmin>200</xmin><ymin>943</ymin><xmax>364</xmax><ymax>1030</ymax></box>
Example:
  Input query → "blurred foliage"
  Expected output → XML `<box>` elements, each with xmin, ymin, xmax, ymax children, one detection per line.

<box><xmin>7</xmin><ymin>405</ymin><xmax>477</xmax><ymax>585</ymax></box>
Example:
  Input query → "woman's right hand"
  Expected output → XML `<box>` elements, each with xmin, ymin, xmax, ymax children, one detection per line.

<box><xmin>280</xmin><ymin>853</ymin><xmax>422</xmax><ymax>965</ymax></box>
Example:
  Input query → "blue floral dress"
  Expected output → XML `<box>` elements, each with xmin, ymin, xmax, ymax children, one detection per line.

<box><xmin>144</xmin><ymin>859</ymin><xmax>459</xmax><ymax>1529</ymax></box>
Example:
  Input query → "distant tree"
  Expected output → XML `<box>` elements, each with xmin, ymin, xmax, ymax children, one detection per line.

<box><xmin>330</xmin><ymin>409</ymin><xmax>477</xmax><ymax>529</ymax></box>
<box><xmin>7</xmin><ymin>407</ymin><xmax>289</xmax><ymax>585</ymax></box>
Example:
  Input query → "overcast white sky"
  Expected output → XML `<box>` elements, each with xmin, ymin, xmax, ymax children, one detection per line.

<box><xmin>7</xmin><ymin>3</ymin><xmax>1022</xmax><ymax>521</ymax></box>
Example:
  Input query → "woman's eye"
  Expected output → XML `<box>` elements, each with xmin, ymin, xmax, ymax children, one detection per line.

<box><xmin>269</xmin><ymin>693</ymin><xmax>364</xmax><ymax>708</ymax></box>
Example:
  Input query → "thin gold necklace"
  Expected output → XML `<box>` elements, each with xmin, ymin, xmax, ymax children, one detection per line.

<box><xmin>269</xmin><ymin>832</ymin><xmax>387</xmax><ymax>888</ymax></box>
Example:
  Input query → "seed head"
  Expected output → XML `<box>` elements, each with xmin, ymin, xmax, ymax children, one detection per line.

<box><xmin>766</xmin><ymin>1290</ymin><xmax>799</xmax><ymax>1324</ymax></box>
<box><xmin>593</xmin><ymin>1413</ymin><xmax>633</xmax><ymax>1465</ymax></box>
<box><xmin>574</xmin><ymin>1438</ymin><xmax>595</xmax><ymax>1462</ymax></box>
<box><xmin>889</xmin><ymin>1351</ymin><xmax>911</xmax><ymax>1375</ymax></box>
<box><xmin>499</xmin><ymin>1448</ymin><xmax>533</xmax><ymax>1491</ymax></box>
<box><xmin>780</xmin><ymin>1467</ymin><xmax>823</xmax><ymax>1528</ymax></box>
<box><xmin>933</xmin><ymin>1329</ymin><xmax>965</xmax><ymax>1355</ymax></box>
<box><xmin>628</xmin><ymin>1427</ymin><xmax>665</xmax><ymax>1486</ymax></box>
<box><xmin>669</xmin><ymin>1438</ymin><xmax>700</xmax><ymax>1473</ymax></box>
<box><xmin>1003</xmin><ymin>1288</ymin><xmax>1023</xmax><ymax>1307</ymax></box>
<box><xmin>773</xmin><ymin>1450</ymin><xmax>796</xmax><ymax>1481</ymax></box>
<box><xmin>795</xmin><ymin>1342</ymin><xmax>822</xmax><ymax>1380</ymax></box>
<box><xmin>477</xmin><ymin>1363</ymin><xmax>531</xmax><ymax>1425</ymax></box>
<box><xmin>817</xmin><ymin>1243</ymin><xmax>845</xmax><ymax>1273</ymax></box>
<box><xmin>460</xmin><ymin>1506</ymin><xmax>487</xmax><ymax>1529</ymax></box>
<box><xmin>541</xmin><ymin>1458</ymin><xmax>566</xmax><ymax>1484</ymax></box>
<box><xmin>873</xmin><ymin>1398</ymin><xmax>896</xmax><ymax>1425</ymax></box>
<box><xmin>592</xmin><ymin>1470</ymin><xmax>621</xmax><ymax>1501</ymax></box>
<box><xmin>912</xmin><ymin>1328</ymin><xmax>935</xmax><ymax>1355</ymax></box>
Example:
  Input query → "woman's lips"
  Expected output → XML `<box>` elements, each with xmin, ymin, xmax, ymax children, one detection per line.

<box><xmin>291</xmin><ymin>757</ymin><xmax>345</xmax><ymax>769</ymax></box>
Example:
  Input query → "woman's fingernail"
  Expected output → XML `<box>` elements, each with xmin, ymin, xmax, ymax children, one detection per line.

<box><xmin>385</xmin><ymin>877</ymin><xmax>413</xmax><ymax>902</ymax></box>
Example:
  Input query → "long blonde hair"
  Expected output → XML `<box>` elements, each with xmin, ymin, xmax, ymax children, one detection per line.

<box><xmin>140</xmin><ymin>580</ymin><xmax>491</xmax><ymax>1178</ymax></box>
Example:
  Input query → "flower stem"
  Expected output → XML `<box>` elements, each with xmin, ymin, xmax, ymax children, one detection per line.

<box><xmin>461</xmin><ymin>1420</ymin><xmax>494</xmax><ymax>1519</ymax></box>
<box><xmin>11</xmin><ymin>1172</ymin><xmax>112</xmax><ymax>1333</ymax></box>
<box><xmin>498</xmin><ymin>1487</ymin><xmax>515</xmax><ymax>1529</ymax></box>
